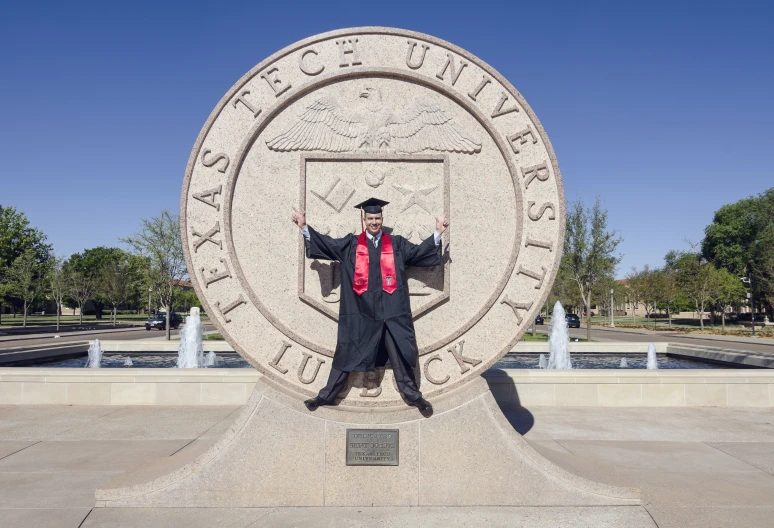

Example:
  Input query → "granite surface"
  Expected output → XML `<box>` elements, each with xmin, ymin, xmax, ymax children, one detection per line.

<box><xmin>95</xmin><ymin>378</ymin><xmax>637</xmax><ymax>508</ymax></box>
<box><xmin>181</xmin><ymin>27</ymin><xmax>565</xmax><ymax>406</ymax></box>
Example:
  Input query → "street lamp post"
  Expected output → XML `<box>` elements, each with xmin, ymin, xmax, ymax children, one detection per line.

<box><xmin>740</xmin><ymin>276</ymin><xmax>755</xmax><ymax>336</ymax></box>
<box><xmin>610</xmin><ymin>288</ymin><xmax>615</xmax><ymax>328</ymax></box>
<box><xmin>148</xmin><ymin>287</ymin><xmax>152</xmax><ymax>315</ymax></box>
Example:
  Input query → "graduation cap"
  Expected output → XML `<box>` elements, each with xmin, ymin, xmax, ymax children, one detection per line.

<box><xmin>354</xmin><ymin>197</ymin><xmax>389</xmax><ymax>232</ymax></box>
<box><xmin>354</xmin><ymin>197</ymin><xmax>389</xmax><ymax>214</ymax></box>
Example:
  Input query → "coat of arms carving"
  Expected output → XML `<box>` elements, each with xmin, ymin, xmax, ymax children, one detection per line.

<box><xmin>266</xmin><ymin>87</ymin><xmax>481</xmax><ymax>154</ymax></box>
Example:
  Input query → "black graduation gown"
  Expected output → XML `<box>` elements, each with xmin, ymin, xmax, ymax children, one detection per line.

<box><xmin>305</xmin><ymin>226</ymin><xmax>442</xmax><ymax>372</ymax></box>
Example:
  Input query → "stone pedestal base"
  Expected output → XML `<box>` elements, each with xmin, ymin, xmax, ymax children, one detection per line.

<box><xmin>96</xmin><ymin>377</ymin><xmax>640</xmax><ymax>508</ymax></box>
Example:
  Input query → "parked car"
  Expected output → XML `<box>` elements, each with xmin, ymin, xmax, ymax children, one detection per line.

<box><xmin>145</xmin><ymin>312</ymin><xmax>183</xmax><ymax>331</ymax></box>
<box><xmin>535</xmin><ymin>314</ymin><xmax>545</xmax><ymax>325</ymax></box>
<box><xmin>565</xmin><ymin>313</ymin><xmax>581</xmax><ymax>328</ymax></box>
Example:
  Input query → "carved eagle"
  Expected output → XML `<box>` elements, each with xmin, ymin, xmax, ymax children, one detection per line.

<box><xmin>266</xmin><ymin>87</ymin><xmax>481</xmax><ymax>154</ymax></box>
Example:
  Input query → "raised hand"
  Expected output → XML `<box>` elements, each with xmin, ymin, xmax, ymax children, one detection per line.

<box><xmin>291</xmin><ymin>206</ymin><xmax>307</xmax><ymax>229</ymax></box>
<box><xmin>435</xmin><ymin>213</ymin><xmax>449</xmax><ymax>235</ymax></box>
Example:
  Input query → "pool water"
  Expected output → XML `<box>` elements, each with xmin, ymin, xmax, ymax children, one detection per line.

<box><xmin>35</xmin><ymin>354</ymin><xmax>252</xmax><ymax>369</ymax></box>
<box><xmin>494</xmin><ymin>353</ymin><xmax>726</xmax><ymax>369</ymax></box>
<box><xmin>34</xmin><ymin>352</ymin><xmax>732</xmax><ymax>369</ymax></box>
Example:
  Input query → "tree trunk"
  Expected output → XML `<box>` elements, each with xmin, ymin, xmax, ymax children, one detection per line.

<box><xmin>698</xmin><ymin>301</ymin><xmax>704</xmax><ymax>329</ymax></box>
<box><xmin>22</xmin><ymin>300</ymin><xmax>28</xmax><ymax>328</ymax></box>
<box><xmin>165</xmin><ymin>284</ymin><xmax>173</xmax><ymax>341</ymax></box>
<box><xmin>585</xmin><ymin>297</ymin><xmax>592</xmax><ymax>341</ymax></box>
<box><xmin>56</xmin><ymin>302</ymin><xmax>60</xmax><ymax>331</ymax></box>
<box><xmin>667</xmin><ymin>304</ymin><xmax>672</xmax><ymax>328</ymax></box>
<box><xmin>79</xmin><ymin>303</ymin><xmax>83</xmax><ymax>324</ymax></box>
<box><xmin>721</xmin><ymin>311</ymin><xmax>726</xmax><ymax>332</ymax></box>
<box><xmin>0</xmin><ymin>302</ymin><xmax>3</xmax><ymax>325</ymax></box>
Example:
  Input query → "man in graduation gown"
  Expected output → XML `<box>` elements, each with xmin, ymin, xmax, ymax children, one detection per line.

<box><xmin>291</xmin><ymin>198</ymin><xmax>448</xmax><ymax>414</ymax></box>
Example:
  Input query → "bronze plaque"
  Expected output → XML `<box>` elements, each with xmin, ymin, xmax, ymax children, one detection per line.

<box><xmin>346</xmin><ymin>429</ymin><xmax>399</xmax><ymax>466</ymax></box>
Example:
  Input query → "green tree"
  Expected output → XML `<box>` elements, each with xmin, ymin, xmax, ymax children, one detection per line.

<box><xmin>173</xmin><ymin>288</ymin><xmax>202</xmax><ymax>314</ymax></box>
<box><xmin>563</xmin><ymin>198</ymin><xmax>622</xmax><ymax>340</ymax></box>
<box><xmin>676</xmin><ymin>255</ymin><xmax>722</xmax><ymax>330</ymax></box>
<box><xmin>630</xmin><ymin>266</ymin><xmax>660</xmax><ymax>327</ymax></box>
<box><xmin>547</xmin><ymin>264</ymin><xmax>583</xmax><ymax>315</ymax></box>
<box><xmin>702</xmin><ymin>187</ymin><xmax>774</xmax><ymax>318</ymax></box>
<box><xmin>99</xmin><ymin>255</ymin><xmax>134</xmax><ymax>327</ymax></box>
<box><xmin>656</xmin><ymin>267</ymin><xmax>680</xmax><ymax>328</ymax></box>
<box><xmin>48</xmin><ymin>256</ymin><xmax>71</xmax><ymax>331</ymax></box>
<box><xmin>755</xmin><ymin>228</ymin><xmax>774</xmax><ymax>318</ymax></box>
<box><xmin>7</xmin><ymin>251</ymin><xmax>49</xmax><ymax>327</ymax></box>
<box><xmin>67</xmin><ymin>271</ymin><xmax>95</xmax><ymax>324</ymax></box>
<box><xmin>624</xmin><ymin>267</ymin><xmax>644</xmax><ymax>325</ymax></box>
<box><xmin>714</xmin><ymin>267</ymin><xmax>747</xmax><ymax>331</ymax></box>
<box><xmin>66</xmin><ymin>247</ymin><xmax>129</xmax><ymax>319</ymax></box>
<box><xmin>122</xmin><ymin>210</ymin><xmax>186</xmax><ymax>341</ymax></box>
<box><xmin>0</xmin><ymin>206</ymin><xmax>53</xmax><ymax>321</ymax></box>
<box><xmin>0</xmin><ymin>205</ymin><xmax>53</xmax><ymax>267</ymax></box>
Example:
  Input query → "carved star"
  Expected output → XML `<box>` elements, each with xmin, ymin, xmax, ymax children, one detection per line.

<box><xmin>392</xmin><ymin>183</ymin><xmax>437</xmax><ymax>213</ymax></box>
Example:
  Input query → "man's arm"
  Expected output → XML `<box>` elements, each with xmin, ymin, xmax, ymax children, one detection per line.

<box><xmin>291</xmin><ymin>207</ymin><xmax>351</xmax><ymax>262</ymax></box>
<box><xmin>403</xmin><ymin>214</ymin><xmax>448</xmax><ymax>268</ymax></box>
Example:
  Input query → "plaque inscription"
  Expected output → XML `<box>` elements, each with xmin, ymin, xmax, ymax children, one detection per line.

<box><xmin>346</xmin><ymin>429</ymin><xmax>399</xmax><ymax>466</ymax></box>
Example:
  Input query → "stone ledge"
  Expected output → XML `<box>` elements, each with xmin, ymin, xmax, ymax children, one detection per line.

<box><xmin>0</xmin><ymin>368</ymin><xmax>770</xmax><ymax>407</ymax></box>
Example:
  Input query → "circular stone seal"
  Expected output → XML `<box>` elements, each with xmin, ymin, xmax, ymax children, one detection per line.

<box><xmin>182</xmin><ymin>27</ymin><xmax>565</xmax><ymax>407</ymax></box>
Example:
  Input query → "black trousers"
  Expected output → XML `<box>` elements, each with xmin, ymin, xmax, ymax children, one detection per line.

<box><xmin>317</xmin><ymin>327</ymin><xmax>422</xmax><ymax>403</ymax></box>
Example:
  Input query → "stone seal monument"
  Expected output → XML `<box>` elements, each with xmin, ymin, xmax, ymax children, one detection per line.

<box><xmin>96</xmin><ymin>28</ymin><xmax>646</xmax><ymax>520</ymax></box>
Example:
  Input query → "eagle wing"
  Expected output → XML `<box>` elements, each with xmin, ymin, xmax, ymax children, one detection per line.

<box><xmin>387</xmin><ymin>100</ymin><xmax>481</xmax><ymax>154</ymax></box>
<box><xmin>266</xmin><ymin>98</ymin><xmax>365</xmax><ymax>152</ymax></box>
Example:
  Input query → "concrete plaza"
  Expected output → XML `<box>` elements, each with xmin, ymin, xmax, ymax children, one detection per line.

<box><xmin>0</xmin><ymin>402</ymin><xmax>772</xmax><ymax>527</ymax></box>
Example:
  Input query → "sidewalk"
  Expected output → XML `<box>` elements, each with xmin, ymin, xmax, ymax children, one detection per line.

<box><xmin>0</xmin><ymin>402</ymin><xmax>771</xmax><ymax>527</ymax></box>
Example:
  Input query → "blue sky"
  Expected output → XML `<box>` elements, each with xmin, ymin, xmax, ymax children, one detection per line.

<box><xmin>1</xmin><ymin>0</ymin><xmax>772</xmax><ymax>277</ymax></box>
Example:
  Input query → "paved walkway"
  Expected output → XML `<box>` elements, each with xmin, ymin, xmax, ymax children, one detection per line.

<box><xmin>0</xmin><ymin>401</ymin><xmax>772</xmax><ymax>527</ymax></box>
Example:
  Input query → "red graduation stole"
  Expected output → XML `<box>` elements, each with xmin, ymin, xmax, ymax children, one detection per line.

<box><xmin>353</xmin><ymin>232</ymin><xmax>397</xmax><ymax>296</ymax></box>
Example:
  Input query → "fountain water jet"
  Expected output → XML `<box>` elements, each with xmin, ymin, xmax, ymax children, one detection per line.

<box><xmin>204</xmin><ymin>351</ymin><xmax>218</xmax><ymax>367</ymax></box>
<box><xmin>619</xmin><ymin>357</ymin><xmax>628</xmax><ymax>368</ymax></box>
<box><xmin>647</xmin><ymin>343</ymin><xmax>658</xmax><ymax>370</ymax></box>
<box><xmin>547</xmin><ymin>301</ymin><xmax>572</xmax><ymax>369</ymax></box>
<box><xmin>177</xmin><ymin>307</ymin><xmax>204</xmax><ymax>368</ymax></box>
<box><xmin>538</xmin><ymin>354</ymin><xmax>547</xmax><ymax>369</ymax></box>
<box><xmin>123</xmin><ymin>356</ymin><xmax>133</xmax><ymax>367</ymax></box>
<box><xmin>85</xmin><ymin>339</ymin><xmax>102</xmax><ymax>368</ymax></box>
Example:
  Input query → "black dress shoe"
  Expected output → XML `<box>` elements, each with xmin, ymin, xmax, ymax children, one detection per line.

<box><xmin>304</xmin><ymin>397</ymin><xmax>327</xmax><ymax>411</ymax></box>
<box><xmin>410</xmin><ymin>397</ymin><xmax>433</xmax><ymax>414</ymax></box>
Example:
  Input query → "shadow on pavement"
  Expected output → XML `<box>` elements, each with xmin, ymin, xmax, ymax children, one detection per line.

<box><xmin>484</xmin><ymin>369</ymin><xmax>535</xmax><ymax>435</ymax></box>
